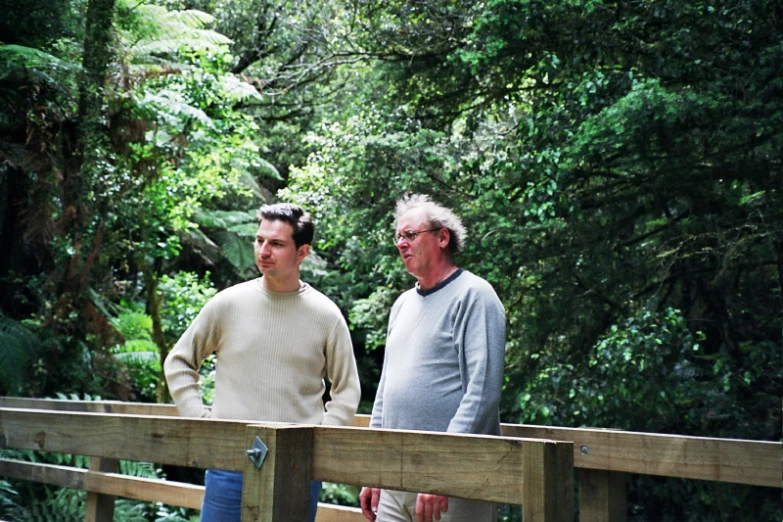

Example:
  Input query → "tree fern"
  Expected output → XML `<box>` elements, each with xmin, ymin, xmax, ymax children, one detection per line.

<box><xmin>0</xmin><ymin>44</ymin><xmax>72</xmax><ymax>79</ymax></box>
<box><xmin>0</xmin><ymin>314</ymin><xmax>38</xmax><ymax>396</ymax></box>
<box><xmin>116</xmin><ymin>0</ymin><xmax>232</xmax><ymax>68</ymax></box>
<box><xmin>191</xmin><ymin>209</ymin><xmax>258</xmax><ymax>273</ymax></box>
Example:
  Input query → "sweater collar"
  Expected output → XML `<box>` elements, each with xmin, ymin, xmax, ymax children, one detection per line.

<box><xmin>257</xmin><ymin>278</ymin><xmax>310</xmax><ymax>297</ymax></box>
<box><xmin>416</xmin><ymin>268</ymin><xmax>463</xmax><ymax>296</ymax></box>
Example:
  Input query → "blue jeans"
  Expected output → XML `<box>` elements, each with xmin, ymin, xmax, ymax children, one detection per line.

<box><xmin>200</xmin><ymin>469</ymin><xmax>321</xmax><ymax>522</ymax></box>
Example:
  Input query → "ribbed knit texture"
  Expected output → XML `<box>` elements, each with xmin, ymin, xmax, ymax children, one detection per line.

<box><xmin>164</xmin><ymin>278</ymin><xmax>361</xmax><ymax>426</ymax></box>
<box><xmin>370</xmin><ymin>270</ymin><xmax>506</xmax><ymax>435</ymax></box>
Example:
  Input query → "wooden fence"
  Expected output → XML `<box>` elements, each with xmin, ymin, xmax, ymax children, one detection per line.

<box><xmin>0</xmin><ymin>397</ymin><xmax>780</xmax><ymax>522</ymax></box>
<box><xmin>0</xmin><ymin>398</ymin><xmax>572</xmax><ymax>522</ymax></box>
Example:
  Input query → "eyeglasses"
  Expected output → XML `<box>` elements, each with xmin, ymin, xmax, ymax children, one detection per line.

<box><xmin>394</xmin><ymin>228</ymin><xmax>441</xmax><ymax>245</ymax></box>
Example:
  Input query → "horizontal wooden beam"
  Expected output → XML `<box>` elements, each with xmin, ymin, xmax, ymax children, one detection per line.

<box><xmin>500</xmin><ymin>424</ymin><xmax>780</xmax><ymax>488</ymax></box>
<box><xmin>0</xmin><ymin>408</ymin><xmax>248</xmax><ymax>471</ymax></box>
<box><xmin>0</xmin><ymin>397</ymin><xmax>182</xmax><ymax>416</ymax></box>
<box><xmin>312</xmin><ymin>424</ymin><xmax>572</xmax><ymax>506</ymax></box>
<box><xmin>353</xmin><ymin>414</ymin><xmax>781</xmax><ymax>488</ymax></box>
<box><xmin>0</xmin><ymin>408</ymin><xmax>572</xmax><ymax>507</ymax></box>
<box><xmin>315</xmin><ymin>504</ymin><xmax>363</xmax><ymax>522</ymax></box>
<box><xmin>0</xmin><ymin>458</ymin><xmax>203</xmax><ymax>509</ymax></box>
<box><xmin>5</xmin><ymin>399</ymin><xmax>777</xmax><ymax>488</ymax></box>
<box><xmin>0</xmin><ymin>457</ymin><xmax>364</xmax><ymax>521</ymax></box>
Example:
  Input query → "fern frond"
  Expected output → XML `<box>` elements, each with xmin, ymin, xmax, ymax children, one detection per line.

<box><xmin>110</xmin><ymin>311</ymin><xmax>153</xmax><ymax>342</ymax></box>
<box><xmin>118</xmin><ymin>460</ymin><xmax>160</xmax><ymax>478</ymax></box>
<box><xmin>0</xmin><ymin>315</ymin><xmax>38</xmax><ymax>395</ymax></box>
<box><xmin>193</xmin><ymin>209</ymin><xmax>256</xmax><ymax>229</ymax></box>
<box><xmin>214</xmin><ymin>230</ymin><xmax>255</xmax><ymax>271</ymax></box>
<box><xmin>139</xmin><ymin>92</ymin><xmax>213</xmax><ymax>127</ymax></box>
<box><xmin>219</xmin><ymin>75</ymin><xmax>263</xmax><ymax>102</ymax></box>
<box><xmin>162</xmin><ymin>9</ymin><xmax>216</xmax><ymax>29</ymax></box>
<box><xmin>0</xmin><ymin>44</ymin><xmax>64</xmax><ymax>70</ymax></box>
<box><xmin>121</xmin><ymin>4</ymin><xmax>233</xmax><ymax>66</ymax></box>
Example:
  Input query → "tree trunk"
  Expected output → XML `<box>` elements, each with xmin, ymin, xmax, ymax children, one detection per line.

<box><xmin>45</xmin><ymin>0</ymin><xmax>117</xmax><ymax>389</ymax></box>
<box><xmin>141</xmin><ymin>260</ymin><xmax>171</xmax><ymax>403</ymax></box>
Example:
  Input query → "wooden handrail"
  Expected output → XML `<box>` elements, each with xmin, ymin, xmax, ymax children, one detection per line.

<box><xmin>3</xmin><ymin>397</ymin><xmax>776</xmax><ymax>487</ymax></box>
<box><xmin>1</xmin><ymin>397</ymin><xmax>780</xmax><ymax>522</ymax></box>
<box><xmin>0</xmin><ymin>405</ymin><xmax>574</xmax><ymax>521</ymax></box>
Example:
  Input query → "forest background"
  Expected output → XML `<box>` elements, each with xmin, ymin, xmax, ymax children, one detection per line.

<box><xmin>0</xmin><ymin>0</ymin><xmax>781</xmax><ymax>520</ymax></box>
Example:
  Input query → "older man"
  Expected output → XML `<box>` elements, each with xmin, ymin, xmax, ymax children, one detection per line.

<box><xmin>360</xmin><ymin>194</ymin><xmax>506</xmax><ymax>522</ymax></box>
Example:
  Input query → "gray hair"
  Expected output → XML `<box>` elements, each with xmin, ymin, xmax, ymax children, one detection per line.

<box><xmin>394</xmin><ymin>194</ymin><xmax>467</xmax><ymax>255</ymax></box>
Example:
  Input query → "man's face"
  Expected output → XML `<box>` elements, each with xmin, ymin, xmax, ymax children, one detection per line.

<box><xmin>395</xmin><ymin>208</ymin><xmax>445</xmax><ymax>278</ymax></box>
<box><xmin>254</xmin><ymin>219</ymin><xmax>308</xmax><ymax>284</ymax></box>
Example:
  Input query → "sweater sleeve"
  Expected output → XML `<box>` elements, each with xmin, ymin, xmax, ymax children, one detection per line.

<box><xmin>369</xmin><ymin>353</ymin><xmax>387</xmax><ymax>429</ymax></box>
<box><xmin>369</xmin><ymin>295</ymin><xmax>402</xmax><ymax>429</ymax></box>
<box><xmin>321</xmin><ymin>315</ymin><xmax>361</xmax><ymax>426</ymax></box>
<box><xmin>447</xmin><ymin>284</ymin><xmax>506</xmax><ymax>434</ymax></box>
<box><xmin>163</xmin><ymin>304</ymin><xmax>218</xmax><ymax>419</ymax></box>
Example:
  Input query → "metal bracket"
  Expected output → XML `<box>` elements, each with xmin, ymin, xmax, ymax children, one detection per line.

<box><xmin>246</xmin><ymin>436</ymin><xmax>268</xmax><ymax>469</ymax></box>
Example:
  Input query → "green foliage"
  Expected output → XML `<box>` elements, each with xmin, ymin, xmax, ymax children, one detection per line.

<box><xmin>0</xmin><ymin>479</ymin><xmax>21</xmax><ymax>518</ymax></box>
<box><xmin>117</xmin><ymin>1</ymin><xmax>233</xmax><ymax>66</ymax></box>
<box><xmin>508</xmin><ymin>308</ymin><xmax>706</xmax><ymax>430</ymax></box>
<box><xmin>320</xmin><ymin>482</ymin><xmax>360</xmax><ymax>507</ymax></box>
<box><xmin>0</xmin><ymin>314</ymin><xmax>38</xmax><ymax>395</ymax></box>
<box><xmin>158</xmin><ymin>271</ymin><xmax>217</xmax><ymax>344</ymax></box>
<box><xmin>192</xmin><ymin>210</ymin><xmax>259</xmax><ymax>276</ymax></box>
<box><xmin>110</xmin><ymin>308</ymin><xmax>161</xmax><ymax>401</ymax></box>
<box><xmin>0</xmin><ymin>44</ymin><xmax>73</xmax><ymax>78</ymax></box>
<box><xmin>157</xmin><ymin>271</ymin><xmax>218</xmax><ymax>403</ymax></box>
<box><xmin>1</xmin><ymin>0</ymin><xmax>781</xmax><ymax>519</ymax></box>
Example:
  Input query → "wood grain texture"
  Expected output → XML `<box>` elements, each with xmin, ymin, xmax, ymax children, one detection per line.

<box><xmin>354</xmin><ymin>414</ymin><xmax>780</xmax><ymax>487</ymax></box>
<box><xmin>0</xmin><ymin>397</ymin><xmax>182</xmax><ymax>416</ymax></box>
<box><xmin>312</xmin><ymin>424</ymin><xmax>572</xmax><ymax>506</ymax></box>
<box><xmin>6</xmin><ymin>400</ymin><xmax>777</xmax><ymax>488</ymax></box>
<box><xmin>501</xmin><ymin>424</ymin><xmax>780</xmax><ymax>487</ymax></box>
<box><xmin>578</xmin><ymin>469</ymin><xmax>626</xmax><ymax>522</ymax></box>
<box><xmin>241</xmin><ymin>425</ymin><xmax>313</xmax><ymax>522</ymax></box>
<box><xmin>0</xmin><ymin>458</ymin><xmax>375</xmax><ymax>520</ymax></box>
<box><xmin>0</xmin><ymin>459</ymin><xmax>203</xmax><ymax>509</ymax></box>
<box><xmin>0</xmin><ymin>407</ymin><xmax>249</xmax><ymax>471</ymax></box>
<box><xmin>85</xmin><ymin>457</ymin><xmax>117</xmax><ymax>522</ymax></box>
<box><xmin>0</xmin><ymin>408</ymin><xmax>573</xmax><ymax>508</ymax></box>
<box><xmin>522</xmin><ymin>440</ymin><xmax>574</xmax><ymax>522</ymax></box>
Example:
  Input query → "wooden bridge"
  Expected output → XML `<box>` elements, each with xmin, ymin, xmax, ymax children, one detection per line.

<box><xmin>0</xmin><ymin>397</ymin><xmax>779</xmax><ymax>521</ymax></box>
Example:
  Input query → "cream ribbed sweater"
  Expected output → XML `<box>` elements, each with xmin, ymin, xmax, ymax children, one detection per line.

<box><xmin>164</xmin><ymin>278</ymin><xmax>361</xmax><ymax>426</ymax></box>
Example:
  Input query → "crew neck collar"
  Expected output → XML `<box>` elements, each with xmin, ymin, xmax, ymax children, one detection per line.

<box><xmin>416</xmin><ymin>268</ymin><xmax>463</xmax><ymax>296</ymax></box>
<box><xmin>257</xmin><ymin>278</ymin><xmax>309</xmax><ymax>296</ymax></box>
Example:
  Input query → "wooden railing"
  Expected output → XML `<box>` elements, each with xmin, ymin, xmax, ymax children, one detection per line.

<box><xmin>0</xmin><ymin>398</ymin><xmax>573</xmax><ymax>522</ymax></box>
<box><xmin>1</xmin><ymin>397</ymin><xmax>780</xmax><ymax>521</ymax></box>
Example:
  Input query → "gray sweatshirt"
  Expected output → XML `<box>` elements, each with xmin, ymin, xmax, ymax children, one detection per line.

<box><xmin>370</xmin><ymin>269</ymin><xmax>506</xmax><ymax>435</ymax></box>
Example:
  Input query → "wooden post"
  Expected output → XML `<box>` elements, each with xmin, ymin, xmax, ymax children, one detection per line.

<box><xmin>84</xmin><ymin>457</ymin><xmax>118</xmax><ymax>522</ymax></box>
<box><xmin>578</xmin><ymin>469</ymin><xmax>626</xmax><ymax>522</ymax></box>
<box><xmin>241</xmin><ymin>424</ymin><xmax>314</xmax><ymax>522</ymax></box>
<box><xmin>522</xmin><ymin>439</ymin><xmax>574</xmax><ymax>522</ymax></box>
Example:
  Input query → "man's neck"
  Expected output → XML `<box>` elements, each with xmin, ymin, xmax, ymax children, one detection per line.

<box><xmin>262</xmin><ymin>276</ymin><xmax>302</xmax><ymax>293</ymax></box>
<box><xmin>416</xmin><ymin>262</ymin><xmax>459</xmax><ymax>291</ymax></box>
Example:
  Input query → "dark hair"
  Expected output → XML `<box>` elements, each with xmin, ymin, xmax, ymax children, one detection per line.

<box><xmin>256</xmin><ymin>203</ymin><xmax>314</xmax><ymax>248</ymax></box>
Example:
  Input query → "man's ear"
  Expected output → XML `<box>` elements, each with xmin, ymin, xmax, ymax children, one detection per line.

<box><xmin>297</xmin><ymin>244</ymin><xmax>310</xmax><ymax>263</ymax></box>
<box><xmin>438</xmin><ymin>228</ymin><xmax>450</xmax><ymax>248</ymax></box>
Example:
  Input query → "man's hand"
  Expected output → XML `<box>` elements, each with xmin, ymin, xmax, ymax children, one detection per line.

<box><xmin>416</xmin><ymin>493</ymin><xmax>449</xmax><ymax>522</ymax></box>
<box><xmin>359</xmin><ymin>487</ymin><xmax>381</xmax><ymax>521</ymax></box>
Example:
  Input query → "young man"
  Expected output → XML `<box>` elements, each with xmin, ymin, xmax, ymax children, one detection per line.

<box><xmin>360</xmin><ymin>194</ymin><xmax>506</xmax><ymax>522</ymax></box>
<box><xmin>165</xmin><ymin>203</ymin><xmax>361</xmax><ymax>522</ymax></box>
